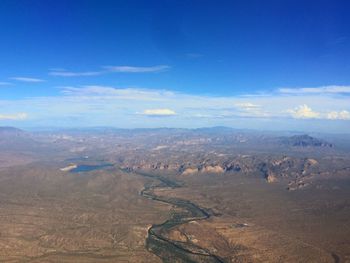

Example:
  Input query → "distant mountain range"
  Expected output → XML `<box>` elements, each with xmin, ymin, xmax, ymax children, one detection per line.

<box><xmin>278</xmin><ymin>134</ymin><xmax>333</xmax><ymax>148</ymax></box>
<box><xmin>0</xmin><ymin>126</ymin><xmax>348</xmax><ymax>191</ymax></box>
<box><xmin>0</xmin><ymin>126</ymin><xmax>24</xmax><ymax>135</ymax></box>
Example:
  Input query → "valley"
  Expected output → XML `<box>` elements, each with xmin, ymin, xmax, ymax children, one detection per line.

<box><xmin>0</xmin><ymin>127</ymin><xmax>349</xmax><ymax>262</ymax></box>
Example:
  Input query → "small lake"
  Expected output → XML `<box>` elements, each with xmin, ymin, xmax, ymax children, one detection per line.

<box><xmin>70</xmin><ymin>163</ymin><xmax>113</xmax><ymax>173</ymax></box>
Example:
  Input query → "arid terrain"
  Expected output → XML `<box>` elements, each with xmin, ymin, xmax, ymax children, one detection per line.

<box><xmin>0</xmin><ymin>127</ymin><xmax>349</xmax><ymax>262</ymax></box>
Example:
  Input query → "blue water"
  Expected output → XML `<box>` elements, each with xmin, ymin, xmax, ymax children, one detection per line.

<box><xmin>70</xmin><ymin>163</ymin><xmax>113</xmax><ymax>173</ymax></box>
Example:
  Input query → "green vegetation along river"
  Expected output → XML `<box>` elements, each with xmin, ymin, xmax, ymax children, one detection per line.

<box><xmin>132</xmin><ymin>170</ymin><xmax>225</xmax><ymax>263</ymax></box>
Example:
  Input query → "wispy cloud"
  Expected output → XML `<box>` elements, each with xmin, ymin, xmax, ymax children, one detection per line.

<box><xmin>61</xmin><ymin>86</ymin><xmax>174</xmax><ymax>101</ymax></box>
<box><xmin>49</xmin><ymin>65</ymin><xmax>170</xmax><ymax>77</ymax></box>
<box><xmin>234</xmin><ymin>102</ymin><xmax>270</xmax><ymax>118</ymax></box>
<box><xmin>10</xmin><ymin>77</ymin><xmax>45</xmax><ymax>83</ymax></box>
<box><xmin>0</xmin><ymin>112</ymin><xmax>28</xmax><ymax>120</ymax></box>
<box><xmin>279</xmin><ymin>85</ymin><xmax>350</xmax><ymax>94</ymax></box>
<box><xmin>49</xmin><ymin>69</ymin><xmax>102</xmax><ymax>77</ymax></box>
<box><xmin>235</xmin><ymin>102</ymin><xmax>260</xmax><ymax>109</ymax></box>
<box><xmin>105</xmin><ymin>65</ymin><xmax>170</xmax><ymax>73</ymax></box>
<box><xmin>141</xmin><ymin>108</ymin><xmax>176</xmax><ymax>116</ymax></box>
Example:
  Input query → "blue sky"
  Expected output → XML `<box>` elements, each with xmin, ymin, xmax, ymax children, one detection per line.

<box><xmin>0</xmin><ymin>0</ymin><xmax>349</xmax><ymax>132</ymax></box>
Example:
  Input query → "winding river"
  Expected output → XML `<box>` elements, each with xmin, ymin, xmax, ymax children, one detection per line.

<box><xmin>131</xmin><ymin>170</ymin><xmax>225</xmax><ymax>263</ymax></box>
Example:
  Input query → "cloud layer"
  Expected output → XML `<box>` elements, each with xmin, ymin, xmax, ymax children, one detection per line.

<box><xmin>142</xmin><ymin>108</ymin><xmax>176</xmax><ymax>116</ymax></box>
<box><xmin>288</xmin><ymin>104</ymin><xmax>350</xmax><ymax>120</ymax></box>
<box><xmin>0</xmin><ymin>84</ymin><xmax>349</xmax><ymax>131</ymax></box>
<box><xmin>10</xmin><ymin>77</ymin><xmax>45</xmax><ymax>83</ymax></box>
<box><xmin>327</xmin><ymin>110</ymin><xmax>350</xmax><ymax>120</ymax></box>
<box><xmin>279</xmin><ymin>85</ymin><xmax>350</xmax><ymax>94</ymax></box>
<box><xmin>0</xmin><ymin>113</ymin><xmax>27</xmax><ymax>120</ymax></box>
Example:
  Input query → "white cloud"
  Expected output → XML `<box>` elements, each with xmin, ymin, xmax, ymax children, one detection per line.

<box><xmin>279</xmin><ymin>85</ymin><xmax>350</xmax><ymax>94</ymax></box>
<box><xmin>192</xmin><ymin>113</ymin><xmax>213</xmax><ymax>118</ymax></box>
<box><xmin>142</xmin><ymin>108</ymin><xmax>176</xmax><ymax>116</ymax></box>
<box><xmin>327</xmin><ymin>110</ymin><xmax>350</xmax><ymax>120</ymax></box>
<box><xmin>234</xmin><ymin>102</ymin><xmax>270</xmax><ymax>117</ymax></box>
<box><xmin>49</xmin><ymin>69</ymin><xmax>102</xmax><ymax>77</ymax></box>
<box><xmin>0</xmin><ymin>113</ymin><xmax>27</xmax><ymax>120</ymax></box>
<box><xmin>235</xmin><ymin>102</ymin><xmax>260</xmax><ymax>109</ymax></box>
<box><xmin>288</xmin><ymin>104</ymin><xmax>320</xmax><ymax>119</ymax></box>
<box><xmin>49</xmin><ymin>65</ymin><xmax>170</xmax><ymax>77</ymax></box>
<box><xmin>104</xmin><ymin>65</ymin><xmax>170</xmax><ymax>73</ymax></box>
<box><xmin>10</xmin><ymin>77</ymin><xmax>45</xmax><ymax>83</ymax></box>
<box><xmin>288</xmin><ymin>105</ymin><xmax>350</xmax><ymax>120</ymax></box>
<box><xmin>61</xmin><ymin>86</ymin><xmax>174</xmax><ymax>101</ymax></box>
